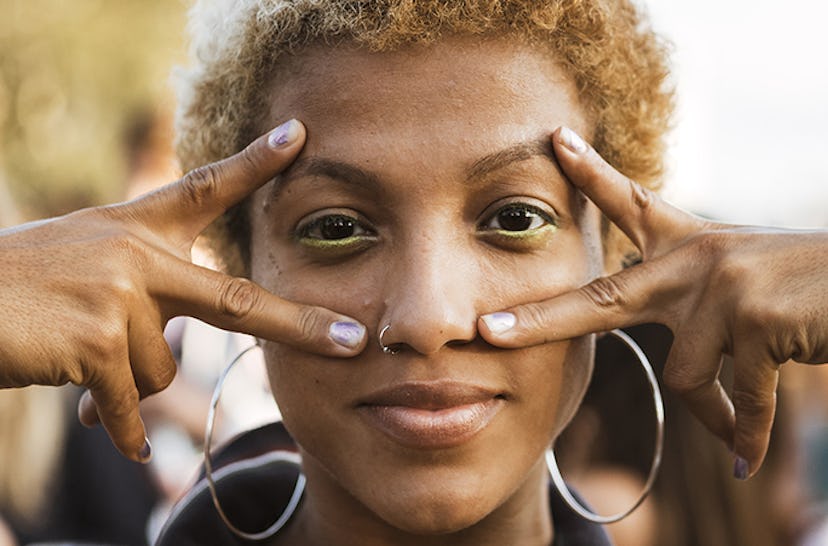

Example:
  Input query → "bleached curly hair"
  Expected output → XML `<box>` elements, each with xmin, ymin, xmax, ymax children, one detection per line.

<box><xmin>176</xmin><ymin>0</ymin><xmax>673</xmax><ymax>275</ymax></box>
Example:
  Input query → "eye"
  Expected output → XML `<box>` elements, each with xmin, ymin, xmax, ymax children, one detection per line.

<box><xmin>481</xmin><ymin>203</ymin><xmax>554</xmax><ymax>233</ymax></box>
<box><xmin>295</xmin><ymin>210</ymin><xmax>377</xmax><ymax>253</ymax></box>
<box><xmin>303</xmin><ymin>214</ymin><xmax>367</xmax><ymax>240</ymax></box>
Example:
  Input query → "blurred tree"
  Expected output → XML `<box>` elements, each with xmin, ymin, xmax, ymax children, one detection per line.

<box><xmin>0</xmin><ymin>0</ymin><xmax>187</xmax><ymax>219</ymax></box>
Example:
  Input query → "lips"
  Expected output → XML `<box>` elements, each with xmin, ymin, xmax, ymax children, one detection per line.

<box><xmin>355</xmin><ymin>381</ymin><xmax>506</xmax><ymax>449</ymax></box>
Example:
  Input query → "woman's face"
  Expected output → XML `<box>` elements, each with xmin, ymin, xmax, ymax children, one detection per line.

<box><xmin>249</xmin><ymin>36</ymin><xmax>603</xmax><ymax>537</ymax></box>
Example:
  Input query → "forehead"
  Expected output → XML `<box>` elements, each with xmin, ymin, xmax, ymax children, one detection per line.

<box><xmin>263</xmin><ymin>35</ymin><xmax>590</xmax><ymax>172</ymax></box>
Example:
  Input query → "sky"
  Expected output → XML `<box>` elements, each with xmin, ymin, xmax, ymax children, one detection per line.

<box><xmin>642</xmin><ymin>0</ymin><xmax>828</xmax><ymax>227</ymax></box>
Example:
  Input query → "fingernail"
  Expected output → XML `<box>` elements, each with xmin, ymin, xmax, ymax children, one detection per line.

<box><xmin>267</xmin><ymin>119</ymin><xmax>300</xmax><ymax>148</ymax></box>
<box><xmin>733</xmin><ymin>456</ymin><xmax>749</xmax><ymax>480</ymax></box>
<box><xmin>329</xmin><ymin>321</ymin><xmax>366</xmax><ymax>349</ymax></box>
<box><xmin>481</xmin><ymin>312</ymin><xmax>516</xmax><ymax>335</ymax></box>
<box><xmin>139</xmin><ymin>437</ymin><xmax>152</xmax><ymax>463</ymax></box>
<box><xmin>558</xmin><ymin>126</ymin><xmax>588</xmax><ymax>154</ymax></box>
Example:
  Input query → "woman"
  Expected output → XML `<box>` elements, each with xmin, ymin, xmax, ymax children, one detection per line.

<box><xmin>156</xmin><ymin>0</ymin><xmax>827</xmax><ymax>543</ymax></box>
<box><xmin>0</xmin><ymin>0</ymin><xmax>826</xmax><ymax>544</ymax></box>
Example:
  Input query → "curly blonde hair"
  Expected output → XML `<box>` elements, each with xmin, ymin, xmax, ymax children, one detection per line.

<box><xmin>176</xmin><ymin>0</ymin><xmax>673</xmax><ymax>275</ymax></box>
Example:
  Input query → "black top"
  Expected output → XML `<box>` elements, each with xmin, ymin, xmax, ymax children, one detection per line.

<box><xmin>156</xmin><ymin>423</ymin><xmax>612</xmax><ymax>546</ymax></box>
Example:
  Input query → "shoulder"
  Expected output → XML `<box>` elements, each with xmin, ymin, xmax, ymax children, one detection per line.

<box><xmin>155</xmin><ymin>423</ymin><xmax>301</xmax><ymax>546</ymax></box>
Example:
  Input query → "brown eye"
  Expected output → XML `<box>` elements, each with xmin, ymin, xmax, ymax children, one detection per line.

<box><xmin>483</xmin><ymin>204</ymin><xmax>551</xmax><ymax>233</ymax></box>
<box><xmin>319</xmin><ymin>215</ymin><xmax>357</xmax><ymax>239</ymax></box>
<box><xmin>296</xmin><ymin>212</ymin><xmax>374</xmax><ymax>247</ymax></box>
<box><xmin>301</xmin><ymin>214</ymin><xmax>367</xmax><ymax>241</ymax></box>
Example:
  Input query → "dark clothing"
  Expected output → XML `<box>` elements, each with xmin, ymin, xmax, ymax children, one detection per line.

<box><xmin>156</xmin><ymin>422</ymin><xmax>612</xmax><ymax>546</ymax></box>
<box><xmin>7</xmin><ymin>398</ymin><xmax>159</xmax><ymax>546</ymax></box>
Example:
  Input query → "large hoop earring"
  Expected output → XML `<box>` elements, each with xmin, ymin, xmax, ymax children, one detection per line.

<box><xmin>546</xmin><ymin>329</ymin><xmax>665</xmax><ymax>524</ymax></box>
<box><xmin>203</xmin><ymin>345</ymin><xmax>306</xmax><ymax>540</ymax></box>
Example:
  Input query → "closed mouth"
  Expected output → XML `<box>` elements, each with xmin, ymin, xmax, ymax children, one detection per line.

<box><xmin>355</xmin><ymin>381</ymin><xmax>507</xmax><ymax>449</ymax></box>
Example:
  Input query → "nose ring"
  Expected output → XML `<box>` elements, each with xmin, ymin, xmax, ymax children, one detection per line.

<box><xmin>378</xmin><ymin>324</ymin><xmax>400</xmax><ymax>355</ymax></box>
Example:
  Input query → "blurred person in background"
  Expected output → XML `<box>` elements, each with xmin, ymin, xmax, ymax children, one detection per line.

<box><xmin>557</xmin><ymin>324</ymin><xmax>818</xmax><ymax>546</ymax></box>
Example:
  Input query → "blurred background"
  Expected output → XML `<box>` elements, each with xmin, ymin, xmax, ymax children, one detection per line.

<box><xmin>0</xmin><ymin>0</ymin><xmax>186</xmax><ymax>223</ymax></box>
<box><xmin>0</xmin><ymin>1</ymin><xmax>826</xmax><ymax>545</ymax></box>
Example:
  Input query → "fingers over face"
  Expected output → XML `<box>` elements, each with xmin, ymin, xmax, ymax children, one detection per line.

<box><xmin>479</xmin><ymin>253</ymin><xmax>685</xmax><ymax>347</ymax></box>
<box><xmin>153</xmin><ymin>256</ymin><xmax>367</xmax><ymax>357</ymax></box>
<box><xmin>551</xmin><ymin>126</ymin><xmax>703</xmax><ymax>257</ymax></box>
<box><xmin>128</xmin><ymin>119</ymin><xmax>306</xmax><ymax>243</ymax></box>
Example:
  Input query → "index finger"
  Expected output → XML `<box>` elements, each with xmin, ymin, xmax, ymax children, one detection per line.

<box><xmin>552</xmin><ymin>126</ymin><xmax>703</xmax><ymax>257</ymax></box>
<box><xmin>130</xmin><ymin>119</ymin><xmax>305</xmax><ymax>242</ymax></box>
<box><xmin>479</xmin><ymin>253</ymin><xmax>685</xmax><ymax>346</ymax></box>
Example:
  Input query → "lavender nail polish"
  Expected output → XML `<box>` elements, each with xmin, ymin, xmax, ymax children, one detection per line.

<box><xmin>481</xmin><ymin>312</ymin><xmax>516</xmax><ymax>334</ymax></box>
<box><xmin>267</xmin><ymin>119</ymin><xmax>298</xmax><ymax>148</ymax></box>
<box><xmin>733</xmin><ymin>456</ymin><xmax>749</xmax><ymax>480</ymax></box>
<box><xmin>329</xmin><ymin>321</ymin><xmax>365</xmax><ymax>349</ymax></box>
<box><xmin>139</xmin><ymin>437</ymin><xmax>152</xmax><ymax>462</ymax></box>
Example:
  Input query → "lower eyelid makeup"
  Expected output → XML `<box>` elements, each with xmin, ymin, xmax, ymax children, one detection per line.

<box><xmin>296</xmin><ymin>235</ymin><xmax>373</xmax><ymax>249</ymax></box>
<box><xmin>496</xmin><ymin>223</ymin><xmax>557</xmax><ymax>238</ymax></box>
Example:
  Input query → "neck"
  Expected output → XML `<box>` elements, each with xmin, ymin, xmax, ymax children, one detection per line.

<box><xmin>274</xmin><ymin>454</ymin><xmax>553</xmax><ymax>546</ymax></box>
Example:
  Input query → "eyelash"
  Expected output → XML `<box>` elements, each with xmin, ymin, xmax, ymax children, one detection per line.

<box><xmin>478</xmin><ymin>203</ymin><xmax>557</xmax><ymax>236</ymax></box>
<box><xmin>294</xmin><ymin>201</ymin><xmax>558</xmax><ymax>254</ymax></box>
<box><xmin>295</xmin><ymin>212</ymin><xmax>376</xmax><ymax>251</ymax></box>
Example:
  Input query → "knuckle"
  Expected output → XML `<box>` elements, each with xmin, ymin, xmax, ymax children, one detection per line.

<box><xmin>691</xmin><ymin>231</ymin><xmax>729</xmax><ymax>264</ymax></box>
<box><xmin>180</xmin><ymin>164</ymin><xmax>221</xmax><ymax>209</ymax></box>
<box><xmin>88</xmin><ymin>379</ymin><xmax>138</xmax><ymax>422</ymax></box>
<box><xmin>102</xmin><ymin>233</ymin><xmax>150</xmax><ymax>279</ymax></box>
<box><xmin>629</xmin><ymin>178</ymin><xmax>657</xmax><ymax>214</ymax></box>
<box><xmin>217</xmin><ymin>277</ymin><xmax>261</xmax><ymax>322</ymax></box>
<box><xmin>83</xmin><ymin>323</ymin><xmax>126</xmax><ymax>363</ymax></box>
<box><xmin>238</xmin><ymin>146</ymin><xmax>263</xmax><ymax>178</ymax></box>
<box><xmin>144</xmin><ymin>363</ymin><xmax>176</xmax><ymax>395</ymax></box>
<box><xmin>581</xmin><ymin>276</ymin><xmax>627</xmax><ymax>310</ymax></box>
<box><xmin>662</xmin><ymin>365</ymin><xmax>708</xmax><ymax>397</ymax></box>
<box><xmin>105</xmin><ymin>393</ymin><xmax>138</xmax><ymax>421</ymax></box>
<box><xmin>294</xmin><ymin>306</ymin><xmax>324</xmax><ymax>346</ymax></box>
<box><xmin>519</xmin><ymin>302</ymin><xmax>552</xmax><ymax>333</ymax></box>
<box><xmin>731</xmin><ymin>387</ymin><xmax>775</xmax><ymax>421</ymax></box>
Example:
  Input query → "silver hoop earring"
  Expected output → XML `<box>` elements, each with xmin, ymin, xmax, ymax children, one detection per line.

<box><xmin>204</xmin><ymin>345</ymin><xmax>306</xmax><ymax>541</ymax></box>
<box><xmin>378</xmin><ymin>324</ymin><xmax>400</xmax><ymax>355</ymax></box>
<box><xmin>546</xmin><ymin>329</ymin><xmax>664</xmax><ymax>524</ymax></box>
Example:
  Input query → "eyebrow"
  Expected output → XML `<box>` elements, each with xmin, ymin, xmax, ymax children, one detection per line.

<box><xmin>466</xmin><ymin>138</ymin><xmax>557</xmax><ymax>181</ymax></box>
<box><xmin>270</xmin><ymin>137</ymin><xmax>559</xmax><ymax>201</ymax></box>
<box><xmin>270</xmin><ymin>157</ymin><xmax>382</xmax><ymax>202</ymax></box>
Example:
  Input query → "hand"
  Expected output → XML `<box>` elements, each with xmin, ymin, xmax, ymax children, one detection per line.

<box><xmin>0</xmin><ymin>119</ymin><xmax>367</xmax><ymax>462</ymax></box>
<box><xmin>479</xmin><ymin>126</ymin><xmax>828</xmax><ymax>478</ymax></box>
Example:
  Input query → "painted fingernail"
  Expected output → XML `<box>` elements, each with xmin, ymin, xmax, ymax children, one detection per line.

<box><xmin>558</xmin><ymin>126</ymin><xmax>588</xmax><ymax>154</ymax></box>
<box><xmin>139</xmin><ymin>437</ymin><xmax>152</xmax><ymax>463</ymax></box>
<box><xmin>733</xmin><ymin>456</ymin><xmax>749</xmax><ymax>480</ymax></box>
<box><xmin>329</xmin><ymin>321</ymin><xmax>366</xmax><ymax>349</ymax></box>
<box><xmin>267</xmin><ymin>119</ymin><xmax>300</xmax><ymax>148</ymax></box>
<box><xmin>481</xmin><ymin>312</ymin><xmax>517</xmax><ymax>334</ymax></box>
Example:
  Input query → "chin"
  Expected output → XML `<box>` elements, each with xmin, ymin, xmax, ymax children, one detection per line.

<box><xmin>366</xmin><ymin>483</ymin><xmax>495</xmax><ymax>536</ymax></box>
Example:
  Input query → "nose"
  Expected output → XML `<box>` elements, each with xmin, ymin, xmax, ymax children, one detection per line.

<box><xmin>378</xmin><ymin>232</ymin><xmax>478</xmax><ymax>355</ymax></box>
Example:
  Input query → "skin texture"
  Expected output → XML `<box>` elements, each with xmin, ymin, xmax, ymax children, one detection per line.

<box><xmin>247</xmin><ymin>37</ymin><xmax>603</xmax><ymax>545</ymax></box>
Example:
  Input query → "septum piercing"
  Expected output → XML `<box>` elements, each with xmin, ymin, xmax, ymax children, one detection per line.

<box><xmin>378</xmin><ymin>324</ymin><xmax>400</xmax><ymax>355</ymax></box>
